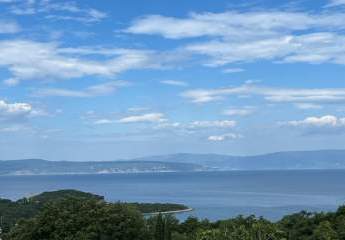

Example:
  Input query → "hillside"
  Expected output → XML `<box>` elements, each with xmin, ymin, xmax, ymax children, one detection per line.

<box><xmin>0</xmin><ymin>189</ymin><xmax>189</xmax><ymax>234</ymax></box>
<box><xmin>0</xmin><ymin>159</ymin><xmax>206</xmax><ymax>175</ymax></box>
<box><xmin>2</xmin><ymin>150</ymin><xmax>345</xmax><ymax>175</ymax></box>
<box><xmin>135</xmin><ymin>150</ymin><xmax>345</xmax><ymax>170</ymax></box>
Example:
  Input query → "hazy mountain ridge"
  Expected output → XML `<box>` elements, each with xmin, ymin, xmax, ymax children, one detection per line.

<box><xmin>0</xmin><ymin>159</ymin><xmax>207</xmax><ymax>176</ymax></box>
<box><xmin>2</xmin><ymin>150</ymin><xmax>345</xmax><ymax>175</ymax></box>
<box><xmin>134</xmin><ymin>150</ymin><xmax>345</xmax><ymax>170</ymax></box>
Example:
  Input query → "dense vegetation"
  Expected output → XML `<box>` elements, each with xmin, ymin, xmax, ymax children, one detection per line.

<box><xmin>0</xmin><ymin>189</ymin><xmax>188</xmax><ymax>235</ymax></box>
<box><xmin>1</xmin><ymin>189</ymin><xmax>345</xmax><ymax>240</ymax></box>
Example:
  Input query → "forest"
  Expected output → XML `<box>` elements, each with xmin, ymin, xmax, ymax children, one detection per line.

<box><xmin>1</xmin><ymin>190</ymin><xmax>345</xmax><ymax>240</ymax></box>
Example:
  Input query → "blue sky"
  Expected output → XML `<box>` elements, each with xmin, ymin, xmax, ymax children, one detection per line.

<box><xmin>1</xmin><ymin>0</ymin><xmax>345</xmax><ymax>161</ymax></box>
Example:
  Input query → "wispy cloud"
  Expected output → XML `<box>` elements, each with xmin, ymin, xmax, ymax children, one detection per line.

<box><xmin>160</xmin><ymin>80</ymin><xmax>188</xmax><ymax>87</ymax></box>
<box><xmin>157</xmin><ymin>120</ymin><xmax>236</xmax><ymax>129</ymax></box>
<box><xmin>326</xmin><ymin>0</ymin><xmax>345</xmax><ymax>7</ymax></box>
<box><xmin>223</xmin><ymin>106</ymin><xmax>255</xmax><ymax>116</ymax></box>
<box><xmin>0</xmin><ymin>40</ymin><xmax>168</xmax><ymax>84</ymax></box>
<box><xmin>6</xmin><ymin>0</ymin><xmax>107</xmax><ymax>23</ymax></box>
<box><xmin>118</xmin><ymin>113</ymin><xmax>167</xmax><ymax>123</ymax></box>
<box><xmin>284</xmin><ymin>115</ymin><xmax>345</xmax><ymax>127</ymax></box>
<box><xmin>128</xmin><ymin>107</ymin><xmax>150</xmax><ymax>112</ymax></box>
<box><xmin>126</xmin><ymin>11</ymin><xmax>345</xmax><ymax>39</ymax></box>
<box><xmin>127</xmin><ymin>10</ymin><xmax>345</xmax><ymax>38</ymax></box>
<box><xmin>0</xmin><ymin>20</ymin><xmax>21</xmax><ymax>34</ymax></box>
<box><xmin>186</xmin><ymin>33</ymin><xmax>345</xmax><ymax>66</ymax></box>
<box><xmin>222</xmin><ymin>68</ymin><xmax>245</xmax><ymax>73</ymax></box>
<box><xmin>208</xmin><ymin>133</ymin><xmax>242</xmax><ymax>141</ymax></box>
<box><xmin>33</xmin><ymin>81</ymin><xmax>128</xmax><ymax>98</ymax></box>
<box><xmin>93</xmin><ymin>119</ymin><xmax>114</xmax><ymax>125</ymax></box>
<box><xmin>126</xmin><ymin>11</ymin><xmax>345</xmax><ymax>66</ymax></box>
<box><xmin>188</xmin><ymin>120</ymin><xmax>236</xmax><ymax>128</ymax></box>
<box><xmin>182</xmin><ymin>83</ymin><xmax>345</xmax><ymax>105</ymax></box>
<box><xmin>280</xmin><ymin>115</ymin><xmax>345</xmax><ymax>135</ymax></box>
<box><xmin>294</xmin><ymin>103</ymin><xmax>323</xmax><ymax>110</ymax></box>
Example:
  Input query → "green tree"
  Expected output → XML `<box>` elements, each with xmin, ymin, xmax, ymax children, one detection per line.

<box><xmin>155</xmin><ymin>213</ymin><xmax>165</xmax><ymax>240</ymax></box>
<box><xmin>312</xmin><ymin>221</ymin><xmax>338</xmax><ymax>240</ymax></box>
<box><xmin>196</xmin><ymin>229</ymin><xmax>221</xmax><ymax>240</ymax></box>
<box><xmin>5</xmin><ymin>198</ymin><xmax>148</xmax><ymax>240</ymax></box>
<box><xmin>180</xmin><ymin>216</ymin><xmax>200</xmax><ymax>239</ymax></box>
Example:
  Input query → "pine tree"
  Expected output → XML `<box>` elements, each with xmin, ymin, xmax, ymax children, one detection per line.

<box><xmin>164</xmin><ymin>216</ymin><xmax>172</xmax><ymax>240</ymax></box>
<box><xmin>155</xmin><ymin>213</ymin><xmax>165</xmax><ymax>240</ymax></box>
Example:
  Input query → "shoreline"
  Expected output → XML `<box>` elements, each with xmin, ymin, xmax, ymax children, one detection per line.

<box><xmin>145</xmin><ymin>208</ymin><xmax>194</xmax><ymax>216</ymax></box>
<box><xmin>2</xmin><ymin>169</ymin><xmax>345</xmax><ymax>177</ymax></box>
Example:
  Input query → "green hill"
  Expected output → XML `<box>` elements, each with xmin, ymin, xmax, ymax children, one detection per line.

<box><xmin>0</xmin><ymin>190</ymin><xmax>189</xmax><ymax>235</ymax></box>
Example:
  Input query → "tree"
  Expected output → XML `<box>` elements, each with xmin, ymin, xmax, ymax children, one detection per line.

<box><xmin>5</xmin><ymin>198</ymin><xmax>148</xmax><ymax>240</ymax></box>
<box><xmin>196</xmin><ymin>229</ymin><xmax>221</xmax><ymax>240</ymax></box>
<box><xmin>312</xmin><ymin>221</ymin><xmax>338</xmax><ymax>240</ymax></box>
<box><xmin>155</xmin><ymin>213</ymin><xmax>165</xmax><ymax>240</ymax></box>
<box><xmin>180</xmin><ymin>216</ymin><xmax>200</xmax><ymax>239</ymax></box>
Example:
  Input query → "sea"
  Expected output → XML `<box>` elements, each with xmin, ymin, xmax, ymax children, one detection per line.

<box><xmin>1</xmin><ymin>170</ymin><xmax>345</xmax><ymax>222</ymax></box>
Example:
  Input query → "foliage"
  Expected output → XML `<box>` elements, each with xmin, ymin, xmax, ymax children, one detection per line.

<box><xmin>4</xmin><ymin>198</ymin><xmax>148</xmax><ymax>240</ymax></box>
<box><xmin>2</xmin><ymin>189</ymin><xmax>345</xmax><ymax>240</ymax></box>
<box><xmin>0</xmin><ymin>190</ymin><xmax>187</xmax><ymax>235</ymax></box>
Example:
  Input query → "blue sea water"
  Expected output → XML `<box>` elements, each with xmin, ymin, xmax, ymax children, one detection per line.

<box><xmin>1</xmin><ymin>170</ymin><xmax>345</xmax><ymax>221</ymax></box>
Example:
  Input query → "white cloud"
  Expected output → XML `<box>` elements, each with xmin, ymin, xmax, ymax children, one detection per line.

<box><xmin>156</xmin><ymin>120</ymin><xmax>236</xmax><ymax>130</ymax></box>
<box><xmin>34</xmin><ymin>89</ymin><xmax>92</xmax><ymax>98</ymax></box>
<box><xmin>181</xmin><ymin>84</ymin><xmax>250</xmax><ymax>103</ymax></box>
<box><xmin>222</xmin><ymin>68</ymin><xmax>245</xmax><ymax>73</ymax></box>
<box><xmin>156</xmin><ymin>122</ymin><xmax>182</xmax><ymax>129</ymax></box>
<box><xmin>280</xmin><ymin>115</ymin><xmax>345</xmax><ymax>135</ymax></box>
<box><xmin>0</xmin><ymin>99</ymin><xmax>45</xmax><ymax>122</ymax></box>
<box><xmin>33</xmin><ymin>81</ymin><xmax>128</xmax><ymax>97</ymax></box>
<box><xmin>0</xmin><ymin>100</ymin><xmax>31</xmax><ymax>118</ymax></box>
<box><xmin>93</xmin><ymin>119</ymin><xmax>114</xmax><ymax>125</ymax></box>
<box><xmin>182</xmin><ymin>83</ymin><xmax>345</xmax><ymax>105</ymax></box>
<box><xmin>126</xmin><ymin>11</ymin><xmax>345</xmax><ymax>66</ymax></box>
<box><xmin>7</xmin><ymin>0</ymin><xmax>107</xmax><ymax>23</ymax></box>
<box><xmin>128</xmin><ymin>107</ymin><xmax>150</xmax><ymax>112</ymax></box>
<box><xmin>208</xmin><ymin>133</ymin><xmax>242</xmax><ymax>142</ymax></box>
<box><xmin>327</xmin><ymin>0</ymin><xmax>345</xmax><ymax>7</ymax></box>
<box><xmin>3</xmin><ymin>78</ymin><xmax>19</xmax><ymax>86</ymax></box>
<box><xmin>186</xmin><ymin>33</ymin><xmax>345</xmax><ymax>66</ymax></box>
<box><xmin>126</xmin><ymin>11</ymin><xmax>345</xmax><ymax>39</ymax></box>
<box><xmin>42</xmin><ymin>1</ymin><xmax>107</xmax><ymax>23</ymax></box>
<box><xmin>294</xmin><ymin>103</ymin><xmax>323</xmax><ymax>110</ymax></box>
<box><xmin>0</xmin><ymin>40</ymin><xmax>164</xmax><ymax>84</ymax></box>
<box><xmin>189</xmin><ymin>120</ymin><xmax>236</xmax><ymax>128</ymax></box>
<box><xmin>223</xmin><ymin>107</ymin><xmax>255</xmax><ymax>116</ymax></box>
<box><xmin>284</xmin><ymin>115</ymin><xmax>345</xmax><ymax>128</ymax></box>
<box><xmin>29</xmin><ymin>109</ymin><xmax>50</xmax><ymax>117</ymax></box>
<box><xmin>0</xmin><ymin>125</ymin><xmax>30</xmax><ymax>133</ymax></box>
<box><xmin>85</xmin><ymin>81</ymin><xmax>129</xmax><ymax>96</ymax></box>
<box><xmin>160</xmin><ymin>80</ymin><xmax>188</xmax><ymax>87</ymax></box>
<box><xmin>119</xmin><ymin>113</ymin><xmax>167</xmax><ymax>123</ymax></box>
<box><xmin>0</xmin><ymin>20</ymin><xmax>21</xmax><ymax>34</ymax></box>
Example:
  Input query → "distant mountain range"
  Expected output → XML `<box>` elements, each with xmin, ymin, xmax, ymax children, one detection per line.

<box><xmin>1</xmin><ymin>150</ymin><xmax>345</xmax><ymax>175</ymax></box>
<box><xmin>0</xmin><ymin>160</ymin><xmax>206</xmax><ymax>176</ymax></box>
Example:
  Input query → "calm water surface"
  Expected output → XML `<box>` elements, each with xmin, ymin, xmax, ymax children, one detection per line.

<box><xmin>1</xmin><ymin>170</ymin><xmax>345</xmax><ymax>221</ymax></box>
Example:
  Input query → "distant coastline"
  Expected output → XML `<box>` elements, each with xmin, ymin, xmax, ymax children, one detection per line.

<box><xmin>3</xmin><ymin>150</ymin><xmax>345</xmax><ymax>176</ymax></box>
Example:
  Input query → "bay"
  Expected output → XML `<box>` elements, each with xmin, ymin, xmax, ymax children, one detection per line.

<box><xmin>1</xmin><ymin>170</ymin><xmax>345</xmax><ymax>221</ymax></box>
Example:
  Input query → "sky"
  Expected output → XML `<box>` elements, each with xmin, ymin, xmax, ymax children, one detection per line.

<box><xmin>1</xmin><ymin>0</ymin><xmax>345</xmax><ymax>161</ymax></box>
